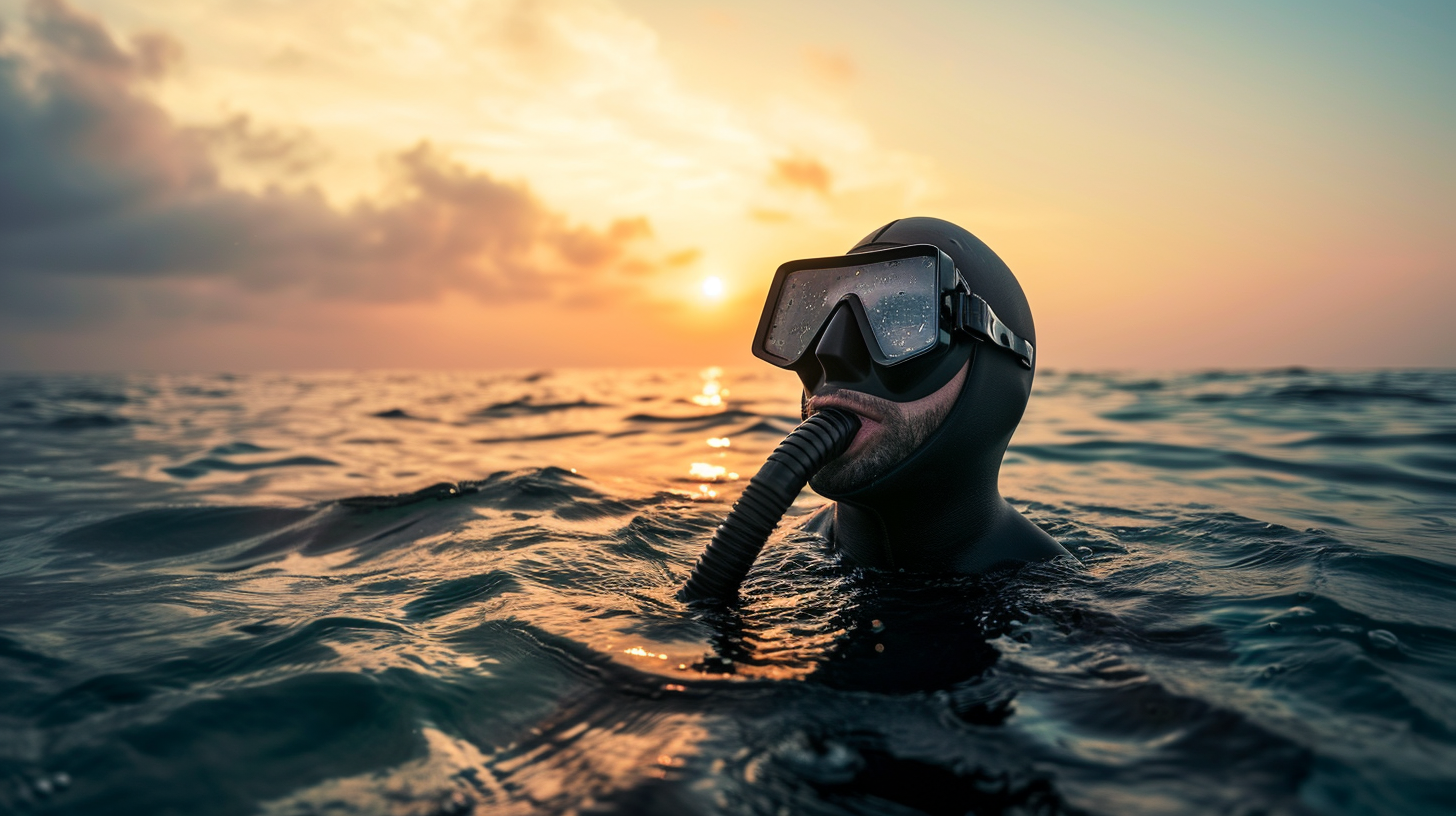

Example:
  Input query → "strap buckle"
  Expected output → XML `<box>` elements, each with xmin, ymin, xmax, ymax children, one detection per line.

<box><xmin>948</xmin><ymin>290</ymin><xmax>1035</xmax><ymax>370</ymax></box>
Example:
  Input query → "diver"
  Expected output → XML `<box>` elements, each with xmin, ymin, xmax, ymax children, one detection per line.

<box><xmin>682</xmin><ymin>217</ymin><xmax>1068</xmax><ymax>603</ymax></box>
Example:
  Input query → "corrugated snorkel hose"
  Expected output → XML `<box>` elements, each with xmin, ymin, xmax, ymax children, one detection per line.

<box><xmin>679</xmin><ymin>408</ymin><xmax>861</xmax><ymax>603</ymax></box>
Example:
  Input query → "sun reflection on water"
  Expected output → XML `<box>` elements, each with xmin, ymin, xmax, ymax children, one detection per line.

<box><xmin>683</xmin><ymin>368</ymin><xmax>744</xmax><ymax>499</ymax></box>
<box><xmin>688</xmin><ymin>462</ymin><xmax>727</xmax><ymax>480</ymax></box>
<box><xmin>691</xmin><ymin>367</ymin><xmax>727</xmax><ymax>406</ymax></box>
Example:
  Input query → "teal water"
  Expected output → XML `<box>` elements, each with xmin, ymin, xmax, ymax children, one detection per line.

<box><xmin>0</xmin><ymin>368</ymin><xmax>1453</xmax><ymax>814</ymax></box>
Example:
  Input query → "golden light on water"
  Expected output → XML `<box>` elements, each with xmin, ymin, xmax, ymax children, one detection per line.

<box><xmin>691</xmin><ymin>367</ymin><xmax>727</xmax><ymax>407</ymax></box>
<box><xmin>688</xmin><ymin>462</ymin><xmax>728</xmax><ymax>480</ymax></box>
<box><xmin>682</xmin><ymin>369</ymin><xmax>743</xmax><ymax>500</ymax></box>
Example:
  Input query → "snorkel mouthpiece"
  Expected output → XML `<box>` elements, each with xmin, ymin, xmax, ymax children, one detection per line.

<box><xmin>679</xmin><ymin>408</ymin><xmax>861</xmax><ymax>603</ymax></box>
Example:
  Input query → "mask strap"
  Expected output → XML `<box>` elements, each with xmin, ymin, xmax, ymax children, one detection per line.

<box><xmin>948</xmin><ymin>278</ymin><xmax>1034</xmax><ymax>369</ymax></box>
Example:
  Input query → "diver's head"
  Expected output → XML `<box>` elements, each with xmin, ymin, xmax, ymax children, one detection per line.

<box><xmin>752</xmin><ymin>216</ymin><xmax>1039</xmax><ymax>495</ymax></box>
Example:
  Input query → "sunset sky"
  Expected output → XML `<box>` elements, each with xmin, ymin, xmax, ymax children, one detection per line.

<box><xmin>1</xmin><ymin>0</ymin><xmax>1452</xmax><ymax>371</ymax></box>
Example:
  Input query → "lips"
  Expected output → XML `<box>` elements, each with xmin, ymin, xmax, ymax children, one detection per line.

<box><xmin>805</xmin><ymin>390</ymin><xmax>888</xmax><ymax>423</ymax></box>
<box><xmin>805</xmin><ymin>391</ymin><xmax>889</xmax><ymax>460</ymax></box>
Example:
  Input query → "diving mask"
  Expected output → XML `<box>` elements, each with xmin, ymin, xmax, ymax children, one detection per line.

<box><xmin>752</xmin><ymin>243</ymin><xmax>1034</xmax><ymax>402</ymax></box>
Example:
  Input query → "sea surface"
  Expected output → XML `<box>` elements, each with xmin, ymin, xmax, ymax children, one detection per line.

<box><xmin>0</xmin><ymin>367</ymin><xmax>1453</xmax><ymax>815</ymax></box>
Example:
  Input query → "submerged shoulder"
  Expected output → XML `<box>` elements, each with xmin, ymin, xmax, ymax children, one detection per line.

<box><xmin>797</xmin><ymin>503</ymin><xmax>837</xmax><ymax>540</ymax></box>
<box><xmin>954</xmin><ymin>502</ymin><xmax>1069</xmax><ymax>574</ymax></box>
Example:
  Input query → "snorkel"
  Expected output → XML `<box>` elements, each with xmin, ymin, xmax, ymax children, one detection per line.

<box><xmin>678</xmin><ymin>407</ymin><xmax>860</xmax><ymax>603</ymax></box>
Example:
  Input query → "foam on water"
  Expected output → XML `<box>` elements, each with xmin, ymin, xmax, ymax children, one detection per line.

<box><xmin>0</xmin><ymin>368</ymin><xmax>1453</xmax><ymax>814</ymax></box>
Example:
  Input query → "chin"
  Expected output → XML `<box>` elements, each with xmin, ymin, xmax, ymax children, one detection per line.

<box><xmin>810</xmin><ymin>452</ymin><xmax>878</xmax><ymax>496</ymax></box>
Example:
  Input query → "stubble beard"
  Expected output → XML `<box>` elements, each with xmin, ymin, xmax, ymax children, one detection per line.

<box><xmin>808</xmin><ymin>392</ymin><xmax>954</xmax><ymax>496</ymax></box>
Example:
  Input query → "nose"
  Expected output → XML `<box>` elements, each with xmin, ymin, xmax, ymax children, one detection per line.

<box><xmin>814</xmin><ymin>302</ymin><xmax>873</xmax><ymax>383</ymax></box>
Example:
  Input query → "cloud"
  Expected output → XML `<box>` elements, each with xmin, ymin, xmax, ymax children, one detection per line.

<box><xmin>0</xmin><ymin>0</ymin><xmax>672</xmax><ymax>326</ymax></box>
<box><xmin>770</xmin><ymin>155</ymin><xmax>833</xmax><ymax>195</ymax></box>
<box><xmin>749</xmin><ymin>208</ymin><xmax>793</xmax><ymax>224</ymax></box>
<box><xmin>803</xmin><ymin>47</ymin><xmax>856</xmax><ymax>86</ymax></box>
<box><xmin>197</xmin><ymin>114</ymin><xmax>329</xmax><ymax>176</ymax></box>
<box><xmin>22</xmin><ymin>0</ymin><xmax>180</xmax><ymax>79</ymax></box>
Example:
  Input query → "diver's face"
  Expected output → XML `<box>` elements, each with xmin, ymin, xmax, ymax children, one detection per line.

<box><xmin>804</xmin><ymin>361</ymin><xmax>968</xmax><ymax>495</ymax></box>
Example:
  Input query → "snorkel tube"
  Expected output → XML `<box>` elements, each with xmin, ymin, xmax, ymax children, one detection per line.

<box><xmin>679</xmin><ymin>408</ymin><xmax>860</xmax><ymax>603</ymax></box>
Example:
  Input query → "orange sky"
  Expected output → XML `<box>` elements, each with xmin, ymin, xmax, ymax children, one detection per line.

<box><xmin>1</xmin><ymin>0</ymin><xmax>1452</xmax><ymax>370</ymax></box>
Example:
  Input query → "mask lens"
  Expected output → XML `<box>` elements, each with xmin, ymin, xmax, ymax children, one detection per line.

<box><xmin>764</xmin><ymin>255</ymin><xmax>940</xmax><ymax>363</ymax></box>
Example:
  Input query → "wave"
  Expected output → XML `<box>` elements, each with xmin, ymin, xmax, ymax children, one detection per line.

<box><xmin>45</xmin><ymin>414</ymin><xmax>132</xmax><ymax>429</ymax></box>
<box><xmin>1283</xmin><ymin>430</ymin><xmax>1456</xmax><ymax>448</ymax></box>
<box><xmin>371</xmin><ymin>408</ymin><xmax>434</xmax><ymax>421</ymax></box>
<box><xmin>52</xmin><ymin>505</ymin><xmax>317</xmax><ymax>562</ymax></box>
<box><xmin>471</xmin><ymin>398</ymin><xmax>610</xmax><ymax>418</ymax></box>
<box><xmin>162</xmin><ymin>456</ymin><xmax>339</xmax><ymax>480</ymax></box>
<box><xmin>1014</xmin><ymin>439</ymin><xmax>1456</xmax><ymax>495</ymax></box>
<box><xmin>1269</xmin><ymin>384</ymin><xmax>1450</xmax><ymax>405</ymax></box>
<box><xmin>475</xmin><ymin>430</ymin><xmax>596</xmax><ymax>444</ymax></box>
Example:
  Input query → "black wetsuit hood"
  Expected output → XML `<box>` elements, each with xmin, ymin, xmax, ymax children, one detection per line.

<box><xmin>809</xmin><ymin>217</ymin><xmax>1067</xmax><ymax>572</ymax></box>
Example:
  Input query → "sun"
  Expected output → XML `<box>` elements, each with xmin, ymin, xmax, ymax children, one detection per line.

<box><xmin>701</xmin><ymin>276</ymin><xmax>725</xmax><ymax>300</ymax></box>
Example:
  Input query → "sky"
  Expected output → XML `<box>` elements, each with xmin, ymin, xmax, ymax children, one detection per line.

<box><xmin>1</xmin><ymin>0</ymin><xmax>1452</xmax><ymax>371</ymax></box>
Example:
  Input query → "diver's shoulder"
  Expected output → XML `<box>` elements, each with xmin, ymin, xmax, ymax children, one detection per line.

<box><xmin>1009</xmin><ymin>507</ymin><xmax>1068</xmax><ymax>557</ymax></box>
<box><xmin>796</xmin><ymin>503</ymin><xmax>836</xmax><ymax>539</ymax></box>
<box><xmin>954</xmin><ymin>502</ymin><xmax>1069</xmax><ymax>573</ymax></box>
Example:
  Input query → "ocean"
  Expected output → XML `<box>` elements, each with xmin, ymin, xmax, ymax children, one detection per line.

<box><xmin>0</xmin><ymin>367</ymin><xmax>1452</xmax><ymax>815</ymax></box>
